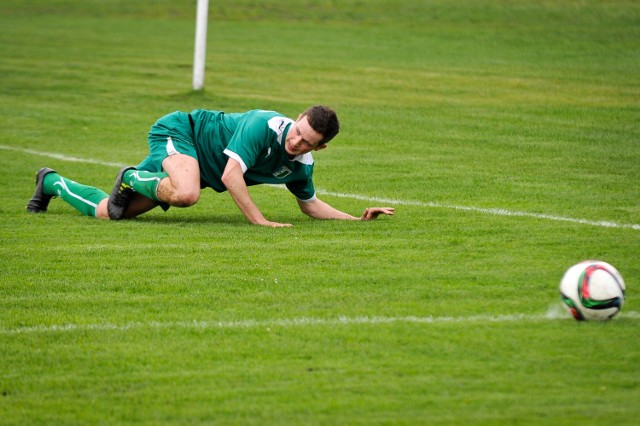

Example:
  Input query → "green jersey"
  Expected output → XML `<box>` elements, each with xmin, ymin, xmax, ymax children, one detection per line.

<box><xmin>189</xmin><ymin>109</ymin><xmax>316</xmax><ymax>201</ymax></box>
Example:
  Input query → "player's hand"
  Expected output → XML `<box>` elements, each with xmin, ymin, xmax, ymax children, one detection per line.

<box><xmin>360</xmin><ymin>207</ymin><xmax>395</xmax><ymax>221</ymax></box>
<box><xmin>258</xmin><ymin>220</ymin><xmax>293</xmax><ymax>228</ymax></box>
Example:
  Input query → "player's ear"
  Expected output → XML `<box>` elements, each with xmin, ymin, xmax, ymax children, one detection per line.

<box><xmin>314</xmin><ymin>143</ymin><xmax>328</xmax><ymax>151</ymax></box>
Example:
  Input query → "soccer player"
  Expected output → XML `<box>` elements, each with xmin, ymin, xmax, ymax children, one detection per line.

<box><xmin>27</xmin><ymin>105</ymin><xmax>394</xmax><ymax>227</ymax></box>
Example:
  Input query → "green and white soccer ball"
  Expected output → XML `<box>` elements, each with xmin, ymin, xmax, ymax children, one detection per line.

<box><xmin>559</xmin><ymin>260</ymin><xmax>626</xmax><ymax>321</ymax></box>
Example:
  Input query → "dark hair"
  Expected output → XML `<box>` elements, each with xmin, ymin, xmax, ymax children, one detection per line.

<box><xmin>303</xmin><ymin>105</ymin><xmax>340</xmax><ymax>144</ymax></box>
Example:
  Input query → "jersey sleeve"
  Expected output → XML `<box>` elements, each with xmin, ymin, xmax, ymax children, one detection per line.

<box><xmin>223</xmin><ymin>114</ymin><xmax>270</xmax><ymax>173</ymax></box>
<box><xmin>286</xmin><ymin>178</ymin><xmax>316</xmax><ymax>202</ymax></box>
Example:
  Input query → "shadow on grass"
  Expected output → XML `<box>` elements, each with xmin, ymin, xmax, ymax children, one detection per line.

<box><xmin>134</xmin><ymin>213</ymin><xmax>248</xmax><ymax>226</ymax></box>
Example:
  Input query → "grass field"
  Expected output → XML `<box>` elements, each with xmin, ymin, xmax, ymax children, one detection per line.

<box><xmin>1</xmin><ymin>0</ymin><xmax>639</xmax><ymax>424</ymax></box>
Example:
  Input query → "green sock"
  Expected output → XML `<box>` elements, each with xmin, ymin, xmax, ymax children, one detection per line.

<box><xmin>43</xmin><ymin>173</ymin><xmax>108</xmax><ymax>217</ymax></box>
<box><xmin>123</xmin><ymin>170</ymin><xmax>168</xmax><ymax>202</ymax></box>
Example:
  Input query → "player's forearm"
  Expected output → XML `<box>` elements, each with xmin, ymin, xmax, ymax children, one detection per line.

<box><xmin>298</xmin><ymin>198</ymin><xmax>359</xmax><ymax>220</ymax></box>
<box><xmin>228</xmin><ymin>186</ymin><xmax>268</xmax><ymax>224</ymax></box>
<box><xmin>222</xmin><ymin>162</ymin><xmax>267</xmax><ymax>225</ymax></box>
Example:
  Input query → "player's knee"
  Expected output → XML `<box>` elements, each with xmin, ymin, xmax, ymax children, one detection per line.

<box><xmin>173</xmin><ymin>189</ymin><xmax>200</xmax><ymax>207</ymax></box>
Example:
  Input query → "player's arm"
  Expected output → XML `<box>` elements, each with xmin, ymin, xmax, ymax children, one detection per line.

<box><xmin>296</xmin><ymin>197</ymin><xmax>395</xmax><ymax>221</ymax></box>
<box><xmin>221</xmin><ymin>158</ymin><xmax>292</xmax><ymax>228</ymax></box>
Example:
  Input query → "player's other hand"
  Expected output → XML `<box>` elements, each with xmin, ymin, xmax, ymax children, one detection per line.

<box><xmin>258</xmin><ymin>220</ymin><xmax>293</xmax><ymax>228</ymax></box>
<box><xmin>360</xmin><ymin>207</ymin><xmax>395</xmax><ymax>221</ymax></box>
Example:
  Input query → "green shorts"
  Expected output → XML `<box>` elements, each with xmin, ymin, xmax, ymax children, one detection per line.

<box><xmin>136</xmin><ymin>111</ymin><xmax>197</xmax><ymax>173</ymax></box>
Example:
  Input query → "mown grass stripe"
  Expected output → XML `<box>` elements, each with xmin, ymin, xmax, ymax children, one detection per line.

<box><xmin>5</xmin><ymin>143</ymin><xmax>639</xmax><ymax>231</ymax></box>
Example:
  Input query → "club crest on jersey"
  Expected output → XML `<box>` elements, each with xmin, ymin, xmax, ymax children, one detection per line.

<box><xmin>273</xmin><ymin>166</ymin><xmax>292</xmax><ymax>179</ymax></box>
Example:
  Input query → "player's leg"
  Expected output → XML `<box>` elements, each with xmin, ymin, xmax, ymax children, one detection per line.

<box><xmin>156</xmin><ymin>153</ymin><xmax>201</xmax><ymax>207</ymax></box>
<box><xmin>27</xmin><ymin>168</ymin><xmax>109</xmax><ymax>218</ymax></box>
<box><xmin>106</xmin><ymin>165</ymin><xmax>137</xmax><ymax>219</ymax></box>
<box><xmin>109</xmin><ymin>152</ymin><xmax>200</xmax><ymax>216</ymax></box>
<box><xmin>106</xmin><ymin>165</ymin><xmax>168</xmax><ymax>219</ymax></box>
<box><xmin>95</xmin><ymin>193</ymin><xmax>159</xmax><ymax>219</ymax></box>
<box><xmin>108</xmin><ymin>112</ymin><xmax>200</xmax><ymax>219</ymax></box>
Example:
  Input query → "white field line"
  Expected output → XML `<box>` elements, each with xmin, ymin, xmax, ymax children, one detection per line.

<box><xmin>312</xmin><ymin>188</ymin><xmax>640</xmax><ymax>230</ymax></box>
<box><xmin>1</xmin><ymin>144</ymin><xmax>124</xmax><ymax>168</ymax></box>
<box><xmin>2</xmin><ymin>311</ymin><xmax>639</xmax><ymax>335</ymax></box>
<box><xmin>4</xmin><ymin>143</ymin><xmax>640</xmax><ymax>231</ymax></box>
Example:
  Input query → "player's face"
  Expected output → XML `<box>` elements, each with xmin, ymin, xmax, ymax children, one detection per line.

<box><xmin>285</xmin><ymin>115</ymin><xmax>326</xmax><ymax>157</ymax></box>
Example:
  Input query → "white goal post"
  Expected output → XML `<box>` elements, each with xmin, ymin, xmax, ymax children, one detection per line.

<box><xmin>193</xmin><ymin>0</ymin><xmax>209</xmax><ymax>91</ymax></box>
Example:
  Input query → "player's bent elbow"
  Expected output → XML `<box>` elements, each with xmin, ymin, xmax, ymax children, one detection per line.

<box><xmin>296</xmin><ymin>200</ymin><xmax>317</xmax><ymax>217</ymax></box>
<box><xmin>300</xmin><ymin>208</ymin><xmax>316</xmax><ymax>218</ymax></box>
<box><xmin>220</xmin><ymin>170</ymin><xmax>239</xmax><ymax>190</ymax></box>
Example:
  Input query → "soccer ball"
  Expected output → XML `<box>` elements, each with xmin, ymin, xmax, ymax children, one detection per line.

<box><xmin>559</xmin><ymin>260</ymin><xmax>626</xmax><ymax>321</ymax></box>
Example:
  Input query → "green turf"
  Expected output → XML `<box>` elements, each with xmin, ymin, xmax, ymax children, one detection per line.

<box><xmin>1</xmin><ymin>0</ymin><xmax>639</xmax><ymax>424</ymax></box>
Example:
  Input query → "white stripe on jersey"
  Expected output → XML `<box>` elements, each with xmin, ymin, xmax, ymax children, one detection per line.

<box><xmin>267</xmin><ymin>116</ymin><xmax>294</xmax><ymax>145</ymax></box>
<box><xmin>166</xmin><ymin>137</ymin><xmax>179</xmax><ymax>156</ymax></box>
<box><xmin>293</xmin><ymin>152</ymin><xmax>314</xmax><ymax>166</ymax></box>
<box><xmin>223</xmin><ymin>149</ymin><xmax>248</xmax><ymax>173</ymax></box>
